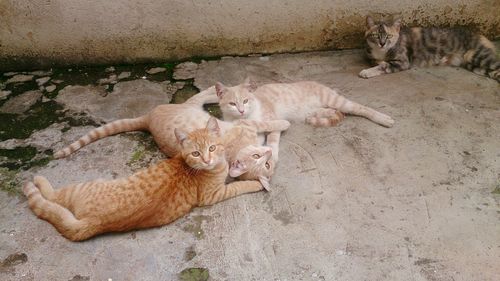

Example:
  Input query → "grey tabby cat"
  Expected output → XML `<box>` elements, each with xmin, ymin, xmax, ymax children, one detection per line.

<box><xmin>359</xmin><ymin>16</ymin><xmax>499</xmax><ymax>82</ymax></box>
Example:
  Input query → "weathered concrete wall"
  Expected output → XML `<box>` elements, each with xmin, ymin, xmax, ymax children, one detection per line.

<box><xmin>0</xmin><ymin>0</ymin><xmax>499</xmax><ymax>70</ymax></box>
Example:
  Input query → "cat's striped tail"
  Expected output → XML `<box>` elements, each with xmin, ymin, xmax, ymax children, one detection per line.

<box><xmin>54</xmin><ymin>116</ymin><xmax>148</xmax><ymax>159</ymax></box>
<box><xmin>23</xmin><ymin>181</ymin><xmax>94</xmax><ymax>241</ymax></box>
<box><xmin>319</xmin><ymin>86</ymin><xmax>395</xmax><ymax>127</ymax></box>
<box><xmin>465</xmin><ymin>36</ymin><xmax>500</xmax><ymax>82</ymax></box>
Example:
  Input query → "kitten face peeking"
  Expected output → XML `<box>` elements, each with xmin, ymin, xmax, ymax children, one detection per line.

<box><xmin>216</xmin><ymin>78</ymin><xmax>257</xmax><ymax>119</ymax></box>
<box><xmin>230</xmin><ymin>145</ymin><xmax>274</xmax><ymax>190</ymax></box>
<box><xmin>365</xmin><ymin>16</ymin><xmax>401</xmax><ymax>51</ymax></box>
<box><xmin>175</xmin><ymin>117</ymin><xmax>225</xmax><ymax>170</ymax></box>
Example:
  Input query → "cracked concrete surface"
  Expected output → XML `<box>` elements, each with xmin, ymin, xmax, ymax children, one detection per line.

<box><xmin>1</xmin><ymin>48</ymin><xmax>499</xmax><ymax>281</ymax></box>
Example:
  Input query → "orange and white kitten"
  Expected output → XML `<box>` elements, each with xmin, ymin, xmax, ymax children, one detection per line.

<box><xmin>53</xmin><ymin>87</ymin><xmax>290</xmax><ymax>187</ymax></box>
<box><xmin>216</xmin><ymin>78</ymin><xmax>395</xmax><ymax>160</ymax></box>
<box><xmin>24</xmin><ymin>118</ymin><xmax>264</xmax><ymax>241</ymax></box>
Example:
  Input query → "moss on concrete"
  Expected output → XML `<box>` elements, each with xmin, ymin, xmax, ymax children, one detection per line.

<box><xmin>0</xmin><ymin>167</ymin><xmax>21</xmax><ymax>196</ymax></box>
<box><xmin>172</xmin><ymin>82</ymin><xmax>199</xmax><ymax>104</ymax></box>
<box><xmin>178</xmin><ymin>268</ymin><xmax>209</xmax><ymax>281</ymax></box>
<box><xmin>492</xmin><ymin>184</ymin><xmax>500</xmax><ymax>195</ymax></box>
<box><xmin>0</xmin><ymin>100</ymin><xmax>98</xmax><ymax>141</ymax></box>
<box><xmin>0</xmin><ymin>146</ymin><xmax>53</xmax><ymax>171</ymax></box>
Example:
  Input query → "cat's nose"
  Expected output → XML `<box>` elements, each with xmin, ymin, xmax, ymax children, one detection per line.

<box><xmin>264</xmin><ymin>149</ymin><xmax>272</xmax><ymax>158</ymax></box>
<box><xmin>201</xmin><ymin>156</ymin><xmax>211</xmax><ymax>164</ymax></box>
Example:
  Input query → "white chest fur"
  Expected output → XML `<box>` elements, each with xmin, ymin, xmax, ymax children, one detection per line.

<box><xmin>369</xmin><ymin>45</ymin><xmax>387</xmax><ymax>62</ymax></box>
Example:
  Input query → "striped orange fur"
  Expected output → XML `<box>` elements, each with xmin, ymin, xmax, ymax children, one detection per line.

<box><xmin>54</xmin><ymin>117</ymin><xmax>148</xmax><ymax>159</ymax></box>
<box><xmin>216</xmin><ymin>78</ymin><xmax>394</xmax><ymax>161</ymax></box>
<box><xmin>53</xmin><ymin>87</ymin><xmax>290</xmax><ymax>185</ymax></box>
<box><xmin>24</xmin><ymin>118</ymin><xmax>264</xmax><ymax>241</ymax></box>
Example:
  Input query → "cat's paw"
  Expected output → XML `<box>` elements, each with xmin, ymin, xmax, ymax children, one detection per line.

<box><xmin>278</xmin><ymin>120</ymin><xmax>291</xmax><ymax>131</ymax></box>
<box><xmin>33</xmin><ymin>176</ymin><xmax>48</xmax><ymax>188</ymax></box>
<box><xmin>23</xmin><ymin>182</ymin><xmax>37</xmax><ymax>197</ymax></box>
<box><xmin>258</xmin><ymin>176</ymin><xmax>271</xmax><ymax>191</ymax></box>
<box><xmin>358</xmin><ymin>68</ymin><xmax>381</xmax><ymax>79</ymax></box>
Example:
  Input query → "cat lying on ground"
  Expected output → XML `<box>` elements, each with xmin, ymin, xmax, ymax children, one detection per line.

<box><xmin>24</xmin><ymin>118</ymin><xmax>265</xmax><ymax>241</ymax></box>
<box><xmin>214</xmin><ymin>78</ymin><xmax>395</xmax><ymax>161</ymax></box>
<box><xmin>53</xmin><ymin>87</ymin><xmax>290</xmax><ymax>188</ymax></box>
<box><xmin>359</xmin><ymin>16</ymin><xmax>499</xmax><ymax>82</ymax></box>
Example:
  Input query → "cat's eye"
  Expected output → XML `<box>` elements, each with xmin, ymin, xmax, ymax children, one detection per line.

<box><xmin>243</xmin><ymin>99</ymin><xmax>248</xmax><ymax>104</ymax></box>
<box><xmin>191</xmin><ymin>151</ymin><xmax>200</xmax><ymax>157</ymax></box>
<box><xmin>387</xmin><ymin>34</ymin><xmax>393</xmax><ymax>39</ymax></box>
<box><xmin>252</xmin><ymin>154</ymin><xmax>260</xmax><ymax>159</ymax></box>
<box><xmin>229</xmin><ymin>102</ymin><xmax>236</xmax><ymax>106</ymax></box>
<box><xmin>370</xmin><ymin>33</ymin><xmax>379</xmax><ymax>38</ymax></box>
<box><xmin>209</xmin><ymin>145</ymin><xmax>216</xmax><ymax>152</ymax></box>
<box><xmin>265</xmin><ymin>162</ymin><xmax>270</xmax><ymax>169</ymax></box>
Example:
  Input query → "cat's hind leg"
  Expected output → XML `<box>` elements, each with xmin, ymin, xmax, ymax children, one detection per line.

<box><xmin>33</xmin><ymin>176</ymin><xmax>56</xmax><ymax>201</ymax></box>
<box><xmin>306</xmin><ymin>108</ymin><xmax>345</xmax><ymax>127</ymax></box>
<box><xmin>23</xmin><ymin>182</ymin><xmax>95</xmax><ymax>241</ymax></box>
<box><xmin>322</xmin><ymin>88</ymin><xmax>395</xmax><ymax>127</ymax></box>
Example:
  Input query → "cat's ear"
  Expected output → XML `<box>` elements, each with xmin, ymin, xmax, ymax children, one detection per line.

<box><xmin>229</xmin><ymin>160</ymin><xmax>247</xmax><ymax>177</ymax></box>
<box><xmin>243</xmin><ymin>77</ymin><xmax>257</xmax><ymax>92</ymax></box>
<box><xmin>392</xmin><ymin>18</ymin><xmax>402</xmax><ymax>32</ymax></box>
<box><xmin>174</xmin><ymin>128</ymin><xmax>188</xmax><ymax>145</ymax></box>
<box><xmin>366</xmin><ymin>16</ymin><xmax>375</xmax><ymax>28</ymax></box>
<box><xmin>215</xmin><ymin>82</ymin><xmax>226</xmax><ymax>98</ymax></box>
<box><xmin>258</xmin><ymin>176</ymin><xmax>271</xmax><ymax>191</ymax></box>
<box><xmin>206</xmin><ymin>117</ymin><xmax>221</xmax><ymax>137</ymax></box>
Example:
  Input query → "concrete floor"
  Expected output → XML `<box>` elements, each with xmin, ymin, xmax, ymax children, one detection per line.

<box><xmin>1</xmin><ymin>48</ymin><xmax>499</xmax><ymax>281</ymax></box>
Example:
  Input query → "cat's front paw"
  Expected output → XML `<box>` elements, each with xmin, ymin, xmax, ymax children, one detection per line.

<box><xmin>358</xmin><ymin>68</ymin><xmax>380</xmax><ymax>79</ymax></box>
<box><xmin>258</xmin><ymin>176</ymin><xmax>271</xmax><ymax>191</ymax></box>
<box><xmin>278</xmin><ymin>120</ymin><xmax>291</xmax><ymax>131</ymax></box>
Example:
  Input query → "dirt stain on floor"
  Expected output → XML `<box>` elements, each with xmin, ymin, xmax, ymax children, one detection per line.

<box><xmin>184</xmin><ymin>245</ymin><xmax>197</xmax><ymax>262</ymax></box>
<box><xmin>182</xmin><ymin>215</ymin><xmax>213</xmax><ymax>240</ymax></box>
<box><xmin>68</xmin><ymin>275</ymin><xmax>90</xmax><ymax>281</ymax></box>
<box><xmin>0</xmin><ymin>252</ymin><xmax>28</xmax><ymax>273</ymax></box>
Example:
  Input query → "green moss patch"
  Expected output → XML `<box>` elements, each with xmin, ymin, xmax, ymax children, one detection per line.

<box><xmin>0</xmin><ymin>146</ymin><xmax>53</xmax><ymax>171</ymax></box>
<box><xmin>0</xmin><ymin>168</ymin><xmax>20</xmax><ymax>196</ymax></box>
<box><xmin>178</xmin><ymin>268</ymin><xmax>209</xmax><ymax>281</ymax></box>
<box><xmin>492</xmin><ymin>184</ymin><xmax>500</xmax><ymax>194</ymax></box>
<box><xmin>203</xmin><ymin>104</ymin><xmax>222</xmax><ymax>119</ymax></box>
<box><xmin>172</xmin><ymin>82</ymin><xmax>199</xmax><ymax>104</ymax></box>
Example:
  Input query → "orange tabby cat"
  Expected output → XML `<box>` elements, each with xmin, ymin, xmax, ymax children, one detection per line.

<box><xmin>23</xmin><ymin>118</ymin><xmax>263</xmax><ymax>241</ymax></box>
<box><xmin>53</xmin><ymin>87</ymin><xmax>289</xmax><ymax>187</ymax></box>
<box><xmin>215</xmin><ymin>78</ymin><xmax>395</xmax><ymax>161</ymax></box>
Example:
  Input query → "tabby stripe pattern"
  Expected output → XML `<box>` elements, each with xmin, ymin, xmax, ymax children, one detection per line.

<box><xmin>54</xmin><ymin>116</ymin><xmax>148</xmax><ymax>159</ymax></box>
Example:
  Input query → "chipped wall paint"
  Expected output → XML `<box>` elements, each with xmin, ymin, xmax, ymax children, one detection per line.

<box><xmin>0</xmin><ymin>0</ymin><xmax>499</xmax><ymax>70</ymax></box>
